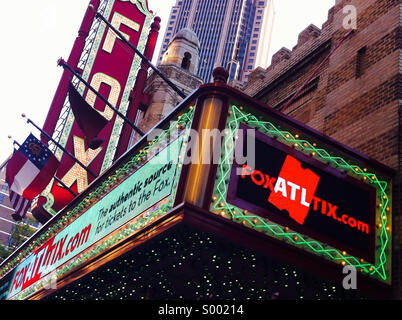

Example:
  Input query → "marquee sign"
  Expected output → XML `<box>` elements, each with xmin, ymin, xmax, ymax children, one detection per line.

<box><xmin>4</xmin><ymin>136</ymin><xmax>184</xmax><ymax>300</ymax></box>
<box><xmin>42</xmin><ymin>0</ymin><xmax>153</xmax><ymax>214</ymax></box>
<box><xmin>210</xmin><ymin>104</ymin><xmax>392</xmax><ymax>284</ymax></box>
<box><xmin>227</xmin><ymin>124</ymin><xmax>376</xmax><ymax>262</ymax></box>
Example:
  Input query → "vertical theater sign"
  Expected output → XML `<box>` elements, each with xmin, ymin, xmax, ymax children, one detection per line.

<box><xmin>41</xmin><ymin>0</ymin><xmax>154</xmax><ymax>215</ymax></box>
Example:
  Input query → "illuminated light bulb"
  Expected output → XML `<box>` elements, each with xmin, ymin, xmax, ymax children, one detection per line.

<box><xmin>295</xmin><ymin>134</ymin><xmax>299</xmax><ymax>139</ymax></box>
<box><xmin>244</xmin><ymin>210</ymin><xmax>248</xmax><ymax>214</ymax></box>
<box><xmin>363</xmin><ymin>168</ymin><xmax>367</xmax><ymax>172</ymax></box>
<box><xmin>313</xmin><ymin>143</ymin><xmax>317</xmax><ymax>147</ymax></box>
<box><xmin>341</xmin><ymin>261</ymin><xmax>346</xmax><ymax>266</ymax></box>
<box><xmin>294</xmin><ymin>236</ymin><xmax>299</xmax><ymax>241</ymax></box>
<box><xmin>212</xmin><ymin>196</ymin><xmax>217</xmax><ymax>201</ymax></box>
<box><xmin>342</xmin><ymin>251</ymin><xmax>347</xmax><ymax>256</ymax></box>
<box><xmin>312</xmin><ymin>152</ymin><xmax>316</xmax><ymax>156</ymax></box>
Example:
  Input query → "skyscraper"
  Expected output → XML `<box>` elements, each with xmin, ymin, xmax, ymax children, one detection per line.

<box><xmin>157</xmin><ymin>0</ymin><xmax>275</xmax><ymax>84</ymax></box>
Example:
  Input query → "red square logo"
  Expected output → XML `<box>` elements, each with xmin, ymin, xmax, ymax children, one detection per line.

<box><xmin>268</xmin><ymin>155</ymin><xmax>320</xmax><ymax>225</ymax></box>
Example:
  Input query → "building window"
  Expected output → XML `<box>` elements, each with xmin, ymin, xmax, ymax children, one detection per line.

<box><xmin>356</xmin><ymin>46</ymin><xmax>367</xmax><ymax>78</ymax></box>
<box><xmin>181</xmin><ymin>52</ymin><xmax>192</xmax><ymax>70</ymax></box>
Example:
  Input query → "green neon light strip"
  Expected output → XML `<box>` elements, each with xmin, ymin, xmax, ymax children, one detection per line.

<box><xmin>211</xmin><ymin>105</ymin><xmax>391</xmax><ymax>282</ymax></box>
<box><xmin>0</xmin><ymin>107</ymin><xmax>195</xmax><ymax>283</ymax></box>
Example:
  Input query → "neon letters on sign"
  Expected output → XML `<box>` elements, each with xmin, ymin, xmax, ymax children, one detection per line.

<box><xmin>227</xmin><ymin>125</ymin><xmax>376</xmax><ymax>262</ymax></box>
<box><xmin>42</xmin><ymin>0</ymin><xmax>153</xmax><ymax>214</ymax></box>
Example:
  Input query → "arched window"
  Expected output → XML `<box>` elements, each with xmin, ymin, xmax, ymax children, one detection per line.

<box><xmin>181</xmin><ymin>52</ymin><xmax>191</xmax><ymax>70</ymax></box>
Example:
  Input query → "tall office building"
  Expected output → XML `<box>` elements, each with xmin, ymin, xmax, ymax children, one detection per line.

<box><xmin>157</xmin><ymin>0</ymin><xmax>275</xmax><ymax>84</ymax></box>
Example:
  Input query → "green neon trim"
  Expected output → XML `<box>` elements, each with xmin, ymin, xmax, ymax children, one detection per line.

<box><xmin>211</xmin><ymin>105</ymin><xmax>391</xmax><ymax>283</ymax></box>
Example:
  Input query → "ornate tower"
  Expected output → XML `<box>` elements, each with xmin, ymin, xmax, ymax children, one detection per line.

<box><xmin>133</xmin><ymin>28</ymin><xmax>203</xmax><ymax>137</ymax></box>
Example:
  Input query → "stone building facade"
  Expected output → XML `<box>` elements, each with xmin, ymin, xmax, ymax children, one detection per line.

<box><xmin>242</xmin><ymin>0</ymin><xmax>401</xmax><ymax>298</ymax></box>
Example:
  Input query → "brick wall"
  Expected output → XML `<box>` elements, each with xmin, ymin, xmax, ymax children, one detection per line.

<box><xmin>242</xmin><ymin>0</ymin><xmax>401</xmax><ymax>299</ymax></box>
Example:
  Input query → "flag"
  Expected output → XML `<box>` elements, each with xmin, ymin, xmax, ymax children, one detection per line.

<box><xmin>2</xmin><ymin>157</ymin><xmax>32</xmax><ymax>221</ymax></box>
<box><xmin>9</xmin><ymin>190</ymin><xmax>32</xmax><ymax>221</ymax></box>
<box><xmin>6</xmin><ymin>134</ymin><xmax>60</xmax><ymax>201</ymax></box>
<box><xmin>68</xmin><ymin>81</ymin><xmax>109</xmax><ymax>150</ymax></box>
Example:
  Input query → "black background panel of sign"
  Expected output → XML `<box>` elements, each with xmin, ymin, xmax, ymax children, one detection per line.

<box><xmin>227</xmin><ymin>124</ymin><xmax>376</xmax><ymax>263</ymax></box>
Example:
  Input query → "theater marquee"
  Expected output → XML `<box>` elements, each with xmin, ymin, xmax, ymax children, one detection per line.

<box><xmin>210</xmin><ymin>103</ymin><xmax>393</xmax><ymax>285</ymax></box>
<box><xmin>227</xmin><ymin>124</ymin><xmax>376</xmax><ymax>263</ymax></box>
<box><xmin>6</xmin><ymin>137</ymin><xmax>183</xmax><ymax>299</ymax></box>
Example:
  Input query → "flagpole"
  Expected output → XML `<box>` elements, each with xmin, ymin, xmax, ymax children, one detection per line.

<box><xmin>10</xmin><ymin>137</ymin><xmax>77</xmax><ymax>197</ymax></box>
<box><xmin>95</xmin><ymin>12</ymin><xmax>187</xmax><ymax>99</ymax></box>
<box><xmin>57</xmin><ymin>59</ymin><xmax>145</xmax><ymax>137</ymax></box>
<box><xmin>22</xmin><ymin>114</ymin><xmax>97</xmax><ymax>178</ymax></box>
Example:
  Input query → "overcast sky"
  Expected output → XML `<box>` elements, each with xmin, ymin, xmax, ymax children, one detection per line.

<box><xmin>0</xmin><ymin>0</ymin><xmax>335</xmax><ymax>164</ymax></box>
